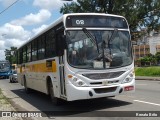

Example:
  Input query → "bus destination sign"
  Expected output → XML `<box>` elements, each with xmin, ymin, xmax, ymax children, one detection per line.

<box><xmin>66</xmin><ymin>15</ymin><xmax>128</xmax><ymax>28</ymax></box>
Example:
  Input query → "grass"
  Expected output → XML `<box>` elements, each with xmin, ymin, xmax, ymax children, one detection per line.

<box><xmin>0</xmin><ymin>88</ymin><xmax>9</xmax><ymax>104</ymax></box>
<box><xmin>135</xmin><ymin>66</ymin><xmax>160</xmax><ymax>77</ymax></box>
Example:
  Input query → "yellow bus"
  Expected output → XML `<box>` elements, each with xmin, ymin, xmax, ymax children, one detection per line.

<box><xmin>11</xmin><ymin>64</ymin><xmax>17</xmax><ymax>70</ymax></box>
<box><xmin>17</xmin><ymin>13</ymin><xmax>135</xmax><ymax>105</ymax></box>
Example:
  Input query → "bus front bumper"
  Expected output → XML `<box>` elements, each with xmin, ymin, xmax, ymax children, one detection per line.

<box><xmin>66</xmin><ymin>80</ymin><xmax>135</xmax><ymax>101</ymax></box>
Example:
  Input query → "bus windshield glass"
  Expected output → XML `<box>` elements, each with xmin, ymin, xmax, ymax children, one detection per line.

<box><xmin>66</xmin><ymin>30</ymin><xmax>132</xmax><ymax>69</ymax></box>
<box><xmin>0</xmin><ymin>62</ymin><xmax>10</xmax><ymax>72</ymax></box>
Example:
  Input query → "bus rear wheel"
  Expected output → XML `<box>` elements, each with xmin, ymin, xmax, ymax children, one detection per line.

<box><xmin>48</xmin><ymin>80</ymin><xmax>62</xmax><ymax>105</ymax></box>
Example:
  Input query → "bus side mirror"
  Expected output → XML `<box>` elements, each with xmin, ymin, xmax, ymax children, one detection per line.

<box><xmin>58</xmin><ymin>35</ymin><xmax>67</xmax><ymax>56</ymax></box>
<box><xmin>62</xmin><ymin>35</ymin><xmax>67</xmax><ymax>49</ymax></box>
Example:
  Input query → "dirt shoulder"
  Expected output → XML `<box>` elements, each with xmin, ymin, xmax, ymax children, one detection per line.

<box><xmin>0</xmin><ymin>88</ymin><xmax>23</xmax><ymax>120</ymax></box>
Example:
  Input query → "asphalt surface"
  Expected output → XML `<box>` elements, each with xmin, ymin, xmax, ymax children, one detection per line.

<box><xmin>0</xmin><ymin>79</ymin><xmax>160</xmax><ymax>120</ymax></box>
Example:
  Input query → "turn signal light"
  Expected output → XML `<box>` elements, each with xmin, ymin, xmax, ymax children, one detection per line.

<box><xmin>68</xmin><ymin>74</ymin><xmax>73</xmax><ymax>79</ymax></box>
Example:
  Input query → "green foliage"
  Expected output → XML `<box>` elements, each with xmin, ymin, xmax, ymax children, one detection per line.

<box><xmin>60</xmin><ymin>0</ymin><xmax>160</xmax><ymax>35</ymax></box>
<box><xmin>137</xmin><ymin>53</ymin><xmax>158</xmax><ymax>66</ymax></box>
<box><xmin>135</xmin><ymin>67</ymin><xmax>160</xmax><ymax>76</ymax></box>
<box><xmin>4</xmin><ymin>47</ymin><xmax>17</xmax><ymax>64</ymax></box>
<box><xmin>155</xmin><ymin>52</ymin><xmax>160</xmax><ymax>63</ymax></box>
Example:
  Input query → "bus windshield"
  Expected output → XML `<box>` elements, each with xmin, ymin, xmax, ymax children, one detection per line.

<box><xmin>66</xmin><ymin>30</ymin><xmax>132</xmax><ymax>69</ymax></box>
<box><xmin>0</xmin><ymin>62</ymin><xmax>10</xmax><ymax>72</ymax></box>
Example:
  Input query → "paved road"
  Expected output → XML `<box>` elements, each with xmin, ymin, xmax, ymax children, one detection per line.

<box><xmin>0</xmin><ymin>79</ymin><xmax>160</xmax><ymax>120</ymax></box>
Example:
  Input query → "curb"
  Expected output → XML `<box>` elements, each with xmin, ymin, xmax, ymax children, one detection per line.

<box><xmin>135</xmin><ymin>76</ymin><xmax>160</xmax><ymax>81</ymax></box>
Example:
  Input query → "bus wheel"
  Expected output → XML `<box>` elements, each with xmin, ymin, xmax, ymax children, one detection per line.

<box><xmin>24</xmin><ymin>78</ymin><xmax>31</xmax><ymax>94</ymax></box>
<box><xmin>48</xmin><ymin>80</ymin><xmax>62</xmax><ymax>105</ymax></box>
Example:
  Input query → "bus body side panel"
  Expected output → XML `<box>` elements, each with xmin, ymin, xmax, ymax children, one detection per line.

<box><xmin>17</xmin><ymin>58</ymin><xmax>61</xmax><ymax>98</ymax></box>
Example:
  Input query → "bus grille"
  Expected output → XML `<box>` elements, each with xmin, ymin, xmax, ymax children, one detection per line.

<box><xmin>82</xmin><ymin>71</ymin><xmax>125</xmax><ymax>80</ymax></box>
<box><xmin>94</xmin><ymin>87</ymin><xmax>117</xmax><ymax>94</ymax></box>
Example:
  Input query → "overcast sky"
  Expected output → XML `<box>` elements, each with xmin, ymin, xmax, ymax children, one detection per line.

<box><xmin>0</xmin><ymin>0</ymin><xmax>74</xmax><ymax>60</ymax></box>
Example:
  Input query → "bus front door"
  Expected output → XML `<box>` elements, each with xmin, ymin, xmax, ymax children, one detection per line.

<box><xmin>59</xmin><ymin>56</ymin><xmax>66</xmax><ymax>98</ymax></box>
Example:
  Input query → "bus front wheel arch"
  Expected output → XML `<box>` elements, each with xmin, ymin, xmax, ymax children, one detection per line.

<box><xmin>47</xmin><ymin>77</ymin><xmax>62</xmax><ymax>105</ymax></box>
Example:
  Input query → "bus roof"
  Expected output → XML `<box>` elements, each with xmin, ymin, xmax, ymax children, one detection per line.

<box><xmin>18</xmin><ymin>13</ymin><xmax>127</xmax><ymax>49</ymax></box>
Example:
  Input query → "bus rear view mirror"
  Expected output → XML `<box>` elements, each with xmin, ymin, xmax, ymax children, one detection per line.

<box><xmin>57</xmin><ymin>35</ymin><xmax>67</xmax><ymax>56</ymax></box>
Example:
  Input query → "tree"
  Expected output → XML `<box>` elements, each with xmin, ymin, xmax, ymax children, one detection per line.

<box><xmin>60</xmin><ymin>0</ymin><xmax>160</xmax><ymax>38</ymax></box>
<box><xmin>4</xmin><ymin>47</ymin><xmax>17</xmax><ymax>64</ymax></box>
<box><xmin>155</xmin><ymin>52</ymin><xmax>160</xmax><ymax>64</ymax></box>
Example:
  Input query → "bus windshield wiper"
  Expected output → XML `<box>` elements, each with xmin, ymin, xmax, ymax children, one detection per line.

<box><xmin>100</xmin><ymin>28</ymin><xmax>118</xmax><ymax>68</ymax></box>
<box><xmin>82</xmin><ymin>28</ymin><xmax>100</xmax><ymax>53</ymax></box>
<box><xmin>108</xmin><ymin>28</ymin><xmax>118</xmax><ymax>47</ymax></box>
<box><xmin>107</xmin><ymin>28</ymin><xmax>118</xmax><ymax>56</ymax></box>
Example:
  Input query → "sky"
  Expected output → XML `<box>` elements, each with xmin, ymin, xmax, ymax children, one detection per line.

<box><xmin>0</xmin><ymin>0</ymin><xmax>74</xmax><ymax>60</ymax></box>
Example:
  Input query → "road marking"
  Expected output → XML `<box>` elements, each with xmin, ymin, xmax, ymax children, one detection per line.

<box><xmin>134</xmin><ymin>100</ymin><xmax>160</xmax><ymax>106</ymax></box>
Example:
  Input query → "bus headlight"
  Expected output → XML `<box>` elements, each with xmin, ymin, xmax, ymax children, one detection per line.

<box><xmin>77</xmin><ymin>80</ymin><xmax>86</xmax><ymax>86</ymax></box>
<box><xmin>71</xmin><ymin>77</ymin><xmax>87</xmax><ymax>87</ymax></box>
<box><xmin>123</xmin><ymin>77</ymin><xmax>132</xmax><ymax>83</ymax></box>
<box><xmin>122</xmin><ymin>70</ymin><xmax>135</xmax><ymax>84</ymax></box>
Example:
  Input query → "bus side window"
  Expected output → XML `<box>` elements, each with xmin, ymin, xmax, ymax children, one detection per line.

<box><xmin>38</xmin><ymin>36</ymin><xmax>45</xmax><ymax>60</ymax></box>
<box><xmin>46</xmin><ymin>29</ymin><xmax>56</xmax><ymax>58</ymax></box>
<box><xmin>32</xmin><ymin>40</ymin><xmax>38</xmax><ymax>61</ymax></box>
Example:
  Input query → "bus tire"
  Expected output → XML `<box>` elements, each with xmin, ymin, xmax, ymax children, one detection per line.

<box><xmin>24</xmin><ymin>77</ymin><xmax>31</xmax><ymax>94</ymax></box>
<box><xmin>48</xmin><ymin>80</ymin><xmax>62</xmax><ymax>105</ymax></box>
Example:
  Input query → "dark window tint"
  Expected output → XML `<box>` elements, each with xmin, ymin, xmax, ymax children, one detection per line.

<box><xmin>32</xmin><ymin>40</ymin><xmax>38</xmax><ymax>61</ymax></box>
<box><xmin>38</xmin><ymin>35</ymin><xmax>45</xmax><ymax>60</ymax></box>
<box><xmin>46</xmin><ymin>29</ymin><xmax>56</xmax><ymax>58</ymax></box>
<box><xmin>17</xmin><ymin>49</ymin><xmax>22</xmax><ymax>64</ymax></box>
<box><xmin>27</xmin><ymin>43</ymin><xmax>31</xmax><ymax>62</ymax></box>
<box><xmin>23</xmin><ymin>46</ymin><xmax>27</xmax><ymax>63</ymax></box>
